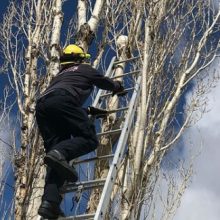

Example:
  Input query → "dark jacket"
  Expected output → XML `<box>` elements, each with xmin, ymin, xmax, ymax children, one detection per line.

<box><xmin>43</xmin><ymin>64</ymin><xmax>120</xmax><ymax>106</ymax></box>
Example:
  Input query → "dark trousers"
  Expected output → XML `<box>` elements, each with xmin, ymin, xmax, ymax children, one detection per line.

<box><xmin>35</xmin><ymin>89</ymin><xmax>98</xmax><ymax>203</ymax></box>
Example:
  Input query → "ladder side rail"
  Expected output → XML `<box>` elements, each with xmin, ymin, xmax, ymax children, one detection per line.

<box><xmin>94</xmin><ymin>75</ymin><xmax>142</xmax><ymax>220</ymax></box>
<box><xmin>92</xmin><ymin>56</ymin><xmax>117</xmax><ymax>107</ymax></box>
<box><xmin>113</xmin><ymin>56</ymin><xmax>141</xmax><ymax>65</ymax></box>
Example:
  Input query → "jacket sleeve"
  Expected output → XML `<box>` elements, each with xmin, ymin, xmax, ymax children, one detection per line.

<box><xmin>86</xmin><ymin>65</ymin><xmax>120</xmax><ymax>91</ymax></box>
<box><xmin>92</xmin><ymin>75</ymin><xmax>120</xmax><ymax>91</ymax></box>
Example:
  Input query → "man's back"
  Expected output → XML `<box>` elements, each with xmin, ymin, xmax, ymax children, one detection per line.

<box><xmin>44</xmin><ymin>63</ymin><xmax>119</xmax><ymax>106</ymax></box>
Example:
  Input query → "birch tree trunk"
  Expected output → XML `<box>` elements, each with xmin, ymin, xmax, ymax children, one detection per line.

<box><xmin>0</xmin><ymin>0</ymin><xmax>63</xmax><ymax>219</ymax></box>
<box><xmin>76</xmin><ymin>0</ymin><xmax>105</xmax><ymax>51</ymax></box>
<box><xmin>15</xmin><ymin>0</ymin><xmax>47</xmax><ymax>217</ymax></box>
<box><xmin>25</xmin><ymin>1</ymin><xmax>63</xmax><ymax>219</ymax></box>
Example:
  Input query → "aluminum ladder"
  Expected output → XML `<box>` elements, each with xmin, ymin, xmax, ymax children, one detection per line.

<box><xmin>59</xmin><ymin>56</ymin><xmax>141</xmax><ymax>220</ymax></box>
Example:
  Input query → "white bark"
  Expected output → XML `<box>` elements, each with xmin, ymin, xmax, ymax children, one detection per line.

<box><xmin>26</xmin><ymin>163</ymin><xmax>46</xmax><ymax>219</ymax></box>
<box><xmin>26</xmin><ymin>1</ymin><xmax>63</xmax><ymax>218</ymax></box>
<box><xmin>88</xmin><ymin>0</ymin><xmax>105</xmax><ymax>32</ymax></box>
<box><xmin>134</xmin><ymin>22</ymin><xmax>150</xmax><ymax>177</ymax></box>
<box><xmin>77</xmin><ymin>0</ymin><xmax>87</xmax><ymax>28</ymax></box>
<box><xmin>0</xmin><ymin>0</ymin><xmax>62</xmax><ymax>219</ymax></box>
<box><xmin>76</xmin><ymin>0</ymin><xmax>105</xmax><ymax>50</ymax></box>
<box><xmin>48</xmin><ymin>0</ymin><xmax>63</xmax><ymax>78</ymax></box>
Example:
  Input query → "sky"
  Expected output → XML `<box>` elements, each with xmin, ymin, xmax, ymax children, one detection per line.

<box><xmin>174</xmin><ymin>63</ymin><xmax>220</xmax><ymax>220</ymax></box>
<box><xmin>0</xmin><ymin>0</ymin><xmax>14</xmax><ymax>198</ymax></box>
<box><xmin>1</xmin><ymin>0</ymin><xmax>220</xmax><ymax>219</ymax></box>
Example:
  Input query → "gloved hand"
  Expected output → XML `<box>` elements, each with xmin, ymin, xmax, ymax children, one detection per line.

<box><xmin>86</xmin><ymin>106</ymin><xmax>108</xmax><ymax>118</ymax></box>
<box><xmin>112</xmin><ymin>81</ymin><xmax>127</xmax><ymax>96</ymax></box>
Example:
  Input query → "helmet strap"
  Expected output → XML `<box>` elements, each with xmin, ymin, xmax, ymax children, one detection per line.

<box><xmin>60</xmin><ymin>53</ymin><xmax>84</xmax><ymax>63</ymax></box>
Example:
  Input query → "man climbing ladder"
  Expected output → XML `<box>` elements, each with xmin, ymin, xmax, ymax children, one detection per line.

<box><xmin>35</xmin><ymin>45</ymin><xmax>125</xmax><ymax>219</ymax></box>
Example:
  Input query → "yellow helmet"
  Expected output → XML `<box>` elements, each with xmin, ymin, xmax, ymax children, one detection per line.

<box><xmin>60</xmin><ymin>44</ymin><xmax>91</xmax><ymax>65</ymax></box>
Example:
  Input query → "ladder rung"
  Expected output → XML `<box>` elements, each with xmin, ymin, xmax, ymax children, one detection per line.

<box><xmin>91</xmin><ymin>107</ymin><xmax>128</xmax><ymax>117</ymax></box>
<box><xmin>90</xmin><ymin>107</ymin><xmax>128</xmax><ymax>118</ymax></box>
<box><xmin>111</xmin><ymin>70</ymin><xmax>141</xmax><ymax>79</ymax></box>
<box><xmin>60</xmin><ymin>179</ymin><xmax>106</xmax><ymax>193</ymax></box>
<box><xmin>100</xmin><ymin>87</ymin><xmax>134</xmax><ymax>98</ymax></box>
<box><xmin>107</xmin><ymin>106</ymin><xmax>128</xmax><ymax>114</ymax></box>
<box><xmin>59</xmin><ymin>213</ymin><xmax>95</xmax><ymax>220</ymax></box>
<box><xmin>113</xmin><ymin>56</ymin><xmax>140</xmax><ymax>65</ymax></box>
<box><xmin>71</xmin><ymin>154</ymin><xmax>114</xmax><ymax>164</ymax></box>
<box><xmin>97</xmin><ymin>129</ymin><xmax>121</xmax><ymax>137</ymax></box>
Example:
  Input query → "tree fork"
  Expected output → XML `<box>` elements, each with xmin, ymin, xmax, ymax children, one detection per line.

<box><xmin>75</xmin><ymin>23</ymin><xmax>95</xmax><ymax>50</ymax></box>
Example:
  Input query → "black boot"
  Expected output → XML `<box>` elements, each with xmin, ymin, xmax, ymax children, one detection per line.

<box><xmin>38</xmin><ymin>200</ymin><xmax>65</xmax><ymax>219</ymax></box>
<box><xmin>44</xmin><ymin>150</ymin><xmax>78</xmax><ymax>182</ymax></box>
